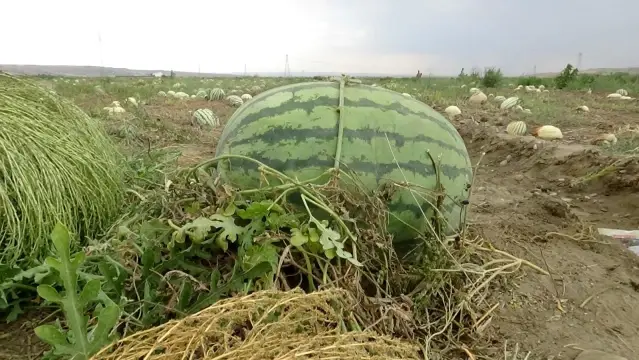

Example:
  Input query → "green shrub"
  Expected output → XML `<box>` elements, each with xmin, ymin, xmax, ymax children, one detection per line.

<box><xmin>517</xmin><ymin>76</ymin><xmax>545</xmax><ymax>87</ymax></box>
<box><xmin>555</xmin><ymin>64</ymin><xmax>579</xmax><ymax>89</ymax></box>
<box><xmin>480</xmin><ymin>67</ymin><xmax>503</xmax><ymax>88</ymax></box>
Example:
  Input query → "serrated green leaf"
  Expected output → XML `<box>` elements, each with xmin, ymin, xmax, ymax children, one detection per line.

<box><xmin>34</xmin><ymin>324</ymin><xmax>68</xmax><ymax>346</ymax></box>
<box><xmin>88</xmin><ymin>304</ymin><xmax>120</xmax><ymax>351</ymax></box>
<box><xmin>210</xmin><ymin>214</ymin><xmax>245</xmax><ymax>243</ymax></box>
<box><xmin>241</xmin><ymin>244</ymin><xmax>279</xmax><ymax>272</ymax></box>
<box><xmin>237</xmin><ymin>200</ymin><xmax>283</xmax><ymax>220</ymax></box>
<box><xmin>289</xmin><ymin>228</ymin><xmax>308</xmax><ymax>247</ymax></box>
<box><xmin>37</xmin><ymin>285</ymin><xmax>63</xmax><ymax>303</ymax></box>
<box><xmin>183</xmin><ymin>217</ymin><xmax>218</xmax><ymax>243</ymax></box>
<box><xmin>11</xmin><ymin>264</ymin><xmax>50</xmax><ymax>283</ymax></box>
<box><xmin>267</xmin><ymin>212</ymin><xmax>299</xmax><ymax>228</ymax></box>
<box><xmin>79</xmin><ymin>280</ymin><xmax>101</xmax><ymax>305</ymax></box>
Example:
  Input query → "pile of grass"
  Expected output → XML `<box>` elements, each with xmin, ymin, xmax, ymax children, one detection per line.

<box><xmin>0</xmin><ymin>74</ymin><xmax>125</xmax><ymax>266</ymax></box>
<box><xmin>92</xmin><ymin>289</ymin><xmax>422</xmax><ymax>360</ymax></box>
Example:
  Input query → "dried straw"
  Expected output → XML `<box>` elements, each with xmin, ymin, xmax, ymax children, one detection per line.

<box><xmin>92</xmin><ymin>289</ymin><xmax>422</xmax><ymax>360</ymax></box>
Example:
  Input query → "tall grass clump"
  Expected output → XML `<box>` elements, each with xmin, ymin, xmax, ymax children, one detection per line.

<box><xmin>480</xmin><ymin>67</ymin><xmax>503</xmax><ymax>87</ymax></box>
<box><xmin>0</xmin><ymin>73</ymin><xmax>125</xmax><ymax>267</ymax></box>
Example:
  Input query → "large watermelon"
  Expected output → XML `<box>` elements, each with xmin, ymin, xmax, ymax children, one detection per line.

<box><xmin>214</xmin><ymin>81</ymin><xmax>472</xmax><ymax>256</ymax></box>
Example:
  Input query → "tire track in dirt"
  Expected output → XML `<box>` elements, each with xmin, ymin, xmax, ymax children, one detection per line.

<box><xmin>456</xmin><ymin>121</ymin><xmax>639</xmax><ymax>359</ymax></box>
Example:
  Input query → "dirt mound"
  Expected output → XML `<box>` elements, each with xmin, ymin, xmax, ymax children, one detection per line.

<box><xmin>455</xmin><ymin>119</ymin><xmax>639</xmax><ymax>359</ymax></box>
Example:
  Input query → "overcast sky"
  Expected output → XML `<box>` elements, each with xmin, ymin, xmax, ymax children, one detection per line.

<box><xmin>2</xmin><ymin>0</ymin><xmax>637</xmax><ymax>76</ymax></box>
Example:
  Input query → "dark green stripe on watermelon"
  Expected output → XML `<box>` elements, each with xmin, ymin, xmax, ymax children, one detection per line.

<box><xmin>219</xmin><ymin>87</ymin><xmax>464</xmax><ymax>151</ymax></box>
<box><xmin>215</xmin><ymin>81</ymin><xmax>472</xmax><ymax>257</ymax></box>
<box><xmin>220</xmin><ymin>154</ymin><xmax>470</xmax><ymax>187</ymax></box>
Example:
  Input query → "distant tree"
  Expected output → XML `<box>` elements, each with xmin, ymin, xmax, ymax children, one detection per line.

<box><xmin>481</xmin><ymin>67</ymin><xmax>503</xmax><ymax>88</ymax></box>
<box><xmin>555</xmin><ymin>64</ymin><xmax>579</xmax><ymax>89</ymax></box>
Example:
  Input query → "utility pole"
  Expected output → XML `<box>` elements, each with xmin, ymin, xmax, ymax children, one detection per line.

<box><xmin>244</xmin><ymin>64</ymin><xmax>247</xmax><ymax>76</ymax></box>
<box><xmin>98</xmin><ymin>31</ymin><xmax>104</xmax><ymax>77</ymax></box>
<box><xmin>198</xmin><ymin>64</ymin><xmax>201</xmax><ymax>74</ymax></box>
<box><xmin>577</xmin><ymin>52</ymin><xmax>583</xmax><ymax>69</ymax></box>
<box><xmin>284</xmin><ymin>54</ymin><xmax>291</xmax><ymax>77</ymax></box>
<box><xmin>533</xmin><ymin>65</ymin><xmax>537</xmax><ymax>75</ymax></box>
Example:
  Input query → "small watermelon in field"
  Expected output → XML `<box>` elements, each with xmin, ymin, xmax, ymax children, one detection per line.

<box><xmin>192</xmin><ymin>108</ymin><xmax>219</xmax><ymax>128</ymax></box>
<box><xmin>506</xmin><ymin>121</ymin><xmax>527</xmax><ymax>136</ymax></box>
<box><xmin>214</xmin><ymin>81</ymin><xmax>473</xmax><ymax>257</ymax></box>
<box><xmin>206</xmin><ymin>88</ymin><xmax>225</xmax><ymax>101</ymax></box>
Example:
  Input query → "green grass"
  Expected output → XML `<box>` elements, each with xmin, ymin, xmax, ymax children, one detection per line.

<box><xmin>0</xmin><ymin>74</ymin><xmax>126</xmax><ymax>268</ymax></box>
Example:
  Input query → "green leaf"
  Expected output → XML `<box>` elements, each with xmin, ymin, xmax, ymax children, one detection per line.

<box><xmin>70</xmin><ymin>252</ymin><xmax>86</xmax><ymax>268</ymax></box>
<box><xmin>215</xmin><ymin>236</ymin><xmax>229</xmax><ymax>251</ymax></box>
<box><xmin>11</xmin><ymin>264</ymin><xmax>51</xmax><ymax>283</ymax></box>
<box><xmin>183</xmin><ymin>217</ymin><xmax>218</xmax><ymax>243</ymax></box>
<box><xmin>185</xmin><ymin>201</ymin><xmax>202</xmax><ymax>216</ymax></box>
<box><xmin>210</xmin><ymin>214</ymin><xmax>245</xmax><ymax>243</ymax></box>
<box><xmin>241</xmin><ymin>244</ymin><xmax>279</xmax><ymax>272</ymax></box>
<box><xmin>222</xmin><ymin>202</ymin><xmax>236</xmax><ymax>216</ymax></box>
<box><xmin>324</xmin><ymin>248</ymin><xmax>336</xmax><ymax>260</ymax></box>
<box><xmin>236</xmin><ymin>200</ymin><xmax>283</xmax><ymax>220</ymax></box>
<box><xmin>171</xmin><ymin>229</ymin><xmax>186</xmax><ymax>244</ymax></box>
<box><xmin>88</xmin><ymin>304</ymin><xmax>120</xmax><ymax>353</ymax></box>
<box><xmin>346</xmin><ymin>257</ymin><xmax>363</xmax><ymax>267</ymax></box>
<box><xmin>289</xmin><ymin>228</ymin><xmax>308</xmax><ymax>247</ymax></box>
<box><xmin>34</xmin><ymin>324</ymin><xmax>68</xmax><ymax>346</ymax></box>
<box><xmin>44</xmin><ymin>257</ymin><xmax>63</xmax><ymax>272</ymax></box>
<box><xmin>266</xmin><ymin>212</ymin><xmax>299</xmax><ymax>229</ymax></box>
<box><xmin>308</xmin><ymin>228</ymin><xmax>320</xmax><ymax>243</ymax></box>
<box><xmin>37</xmin><ymin>285</ymin><xmax>63</xmax><ymax>303</ymax></box>
<box><xmin>79</xmin><ymin>280</ymin><xmax>101</xmax><ymax>305</ymax></box>
<box><xmin>50</xmin><ymin>223</ymin><xmax>71</xmax><ymax>259</ymax></box>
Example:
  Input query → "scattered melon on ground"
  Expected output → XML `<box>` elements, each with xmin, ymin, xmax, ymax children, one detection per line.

<box><xmin>469</xmin><ymin>91</ymin><xmax>488</xmax><ymax>104</ymax></box>
<box><xmin>445</xmin><ymin>105</ymin><xmax>462</xmax><ymax>117</ymax></box>
<box><xmin>226</xmin><ymin>95</ymin><xmax>243</xmax><ymax>107</ymax></box>
<box><xmin>191</xmin><ymin>108</ymin><xmax>220</xmax><ymax>128</ymax></box>
<box><xmin>207</xmin><ymin>88</ymin><xmax>225</xmax><ymax>101</ymax></box>
<box><xmin>506</xmin><ymin>121</ymin><xmax>527</xmax><ymax>136</ymax></box>
<box><xmin>500</xmin><ymin>96</ymin><xmax>519</xmax><ymax>110</ymax></box>
<box><xmin>533</xmin><ymin>125</ymin><xmax>563</xmax><ymax>140</ymax></box>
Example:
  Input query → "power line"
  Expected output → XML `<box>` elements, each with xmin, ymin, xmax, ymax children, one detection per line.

<box><xmin>97</xmin><ymin>31</ymin><xmax>104</xmax><ymax>77</ymax></box>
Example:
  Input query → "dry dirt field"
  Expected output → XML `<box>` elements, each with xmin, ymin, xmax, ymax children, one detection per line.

<box><xmin>1</xmin><ymin>77</ymin><xmax>638</xmax><ymax>360</ymax></box>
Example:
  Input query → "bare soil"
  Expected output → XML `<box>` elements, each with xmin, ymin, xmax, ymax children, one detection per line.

<box><xmin>456</xmin><ymin>120</ymin><xmax>639</xmax><ymax>360</ymax></box>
